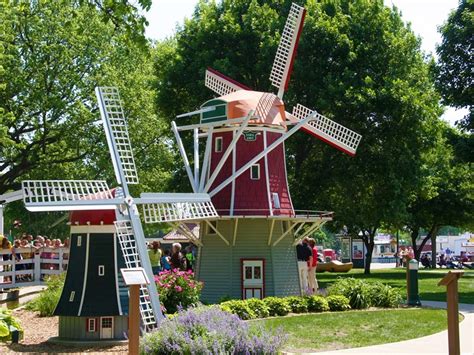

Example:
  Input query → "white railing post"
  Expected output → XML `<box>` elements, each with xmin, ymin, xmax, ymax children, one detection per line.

<box><xmin>12</xmin><ymin>252</ymin><xmax>16</xmax><ymax>287</ymax></box>
<box><xmin>59</xmin><ymin>248</ymin><xmax>64</xmax><ymax>271</ymax></box>
<box><xmin>34</xmin><ymin>251</ymin><xmax>41</xmax><ymax>284</ymax></box>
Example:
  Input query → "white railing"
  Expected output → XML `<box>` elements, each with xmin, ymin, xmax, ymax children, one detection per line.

<box><xmin>0</xmin><ymin>247</ymin><xmax>69</xmax><ymax>289</ymax></box>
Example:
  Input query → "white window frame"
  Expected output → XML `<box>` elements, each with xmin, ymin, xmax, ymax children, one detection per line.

<box><xmin>215</xmin><ymin>137</ymin><xmax>223</xmax><ymax>152</ymax></box>
<box><xmin>250</xmin><ymin>164</ymin><xmax>260</xmax><ymax>180</ymax></box>
<box><xmin>69</xmin><ymin>291</ymin><xmax>75</xmax><ymax>302</ymax></box>
<box><xmin>98</xmin><ymin>265</ymin><xmax>105</xmax><ymax>276</ymax></box>
<box><xmin>272</xmin><ymin>193</ymin><xmax>281</xmax><ymax>209</ymax></box>
<box><xmin>87</xmin><ymin>318</ymin><xmax>96</xmax><ymax>332</ymax></box>
<box><xmin>77</xmin><ymin>235</ymin><xmax>82</xmax><ymax>247</ymax></box>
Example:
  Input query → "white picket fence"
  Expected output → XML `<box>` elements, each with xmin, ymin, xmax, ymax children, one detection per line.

<box><xmin>0</xmin><ymin>247</ymin><xmax>69</xmax><ymax>289</ymax></box>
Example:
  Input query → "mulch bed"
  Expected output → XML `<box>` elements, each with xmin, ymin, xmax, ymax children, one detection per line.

<box><xmin>0</xmin><ymin>309</ymin><xmax>128</xmax><ymax>354</ymax></box>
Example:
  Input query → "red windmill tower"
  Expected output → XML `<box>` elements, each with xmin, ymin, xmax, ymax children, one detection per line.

<box><xmin>172</xmin><ymin>3</ymin><xmax>362</xmax><ymax>302</ymax></box>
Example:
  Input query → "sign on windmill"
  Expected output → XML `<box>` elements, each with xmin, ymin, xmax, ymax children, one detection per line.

<box><xmin>20</xmin><ymin>87</ymin><xmax>219</xmax><ymax>341</ymax></box>
<box><xmin>171</xmin><ymin>3</ymin><xmax>363</xmax><ymax>303</ymax></box>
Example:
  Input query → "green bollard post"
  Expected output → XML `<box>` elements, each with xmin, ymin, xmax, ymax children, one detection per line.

<box><xmin>406</xmin><ymin>259</ymin><xmax>421</xmax><ymax>306</ymax></box>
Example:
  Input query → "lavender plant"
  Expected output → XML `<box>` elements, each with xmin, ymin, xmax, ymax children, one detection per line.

<box><xmin>140</xmin><ymin>306</ymin><xmax>287</xmax><ymax>354</ymax></box>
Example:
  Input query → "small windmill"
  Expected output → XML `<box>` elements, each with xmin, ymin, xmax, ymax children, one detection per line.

<box><xmin>21</xmin><ymin>87</ymin><xmax>218</xmax><ymax>339</ymax></box>
<box><xmin>172</xmin><ymin>3</ymin><xmax>362</xmax><ymax>302</ymax></box>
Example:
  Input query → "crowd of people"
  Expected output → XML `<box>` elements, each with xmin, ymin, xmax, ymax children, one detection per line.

<box><xmin>148</xmin><ymin>241</ymin><xmax>196</xmax><ymax>275</ymax></box>
<box><xmin>296</xmin><ymin>237</ymin><xmax>319</xmax><ymax>295</ymax></box>
<box><xmin>0</xmin><ymin>233</ymin><xmax>69</xmax><ymax>283</ymax></box>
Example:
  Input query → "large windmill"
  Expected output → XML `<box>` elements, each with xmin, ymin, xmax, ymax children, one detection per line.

<box><xmin>21</xmin><ymin>87</ymin><xmax>218</xmax><ymax>340</ymax></box>
<box><xmin>172</xmin><ymin>3</ymin><xmax>362</xmax><ymax>302</ymax></box>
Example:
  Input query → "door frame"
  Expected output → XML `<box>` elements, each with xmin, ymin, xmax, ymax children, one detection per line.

<box><xmin>99</xmin><ymin>316</ymin><xmax>114</xmax><ymax>339</ymax></box>
<box><xmin>240</xmin><ymin>258</ymin><xmax>265</xmax><ymax>299</ymax></box>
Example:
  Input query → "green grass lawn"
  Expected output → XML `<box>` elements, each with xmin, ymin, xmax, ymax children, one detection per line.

<box><xmin>259</xmin><ymin>308</ymin><xmax>447</xmax><ymax>352</ymax></box>
<box><xmin>317</xmin><ymin>268</ymin><xmax>474</xmax><ymax>304</ymax></box>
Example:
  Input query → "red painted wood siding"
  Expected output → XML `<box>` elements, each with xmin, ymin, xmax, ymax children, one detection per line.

<box><xmin>209</xmin><ymin>132</ymin><xmax>233</xmax><ymax>214</ymax></box>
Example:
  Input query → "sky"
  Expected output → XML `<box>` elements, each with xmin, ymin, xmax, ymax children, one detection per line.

<box><xmin>144</xmin><ymin>0</ymin><xmax>467</xmax><ymax>125</ymax></box>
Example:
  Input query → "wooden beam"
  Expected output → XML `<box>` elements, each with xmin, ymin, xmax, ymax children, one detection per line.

<box><xmin>194</xmin><ymin>128</ymin><xmax>199</xmax><ymax>188</ymax></box>
<box><xmin>267</xmin><ymin>219</ymin><xmax>276</xmax><ymax>246</ymax></box>
<box><xmin>273</xmin><ymin>222</ymin><xmax>301</xmax><ymax>247</ymax></box>
<box><xmin>205</xmin><ymin>220</ymin><xmax>229</xmax><ymax>246</ymax></box>
<box><xmin>171</xmin><ymin>121</ymin><xmax>197</xmax><ymax>192</ymax></box>
<box><xmin>199</xmin><ymin>127</ymin><xmax>214</xmax><ymax>192</ymax></box>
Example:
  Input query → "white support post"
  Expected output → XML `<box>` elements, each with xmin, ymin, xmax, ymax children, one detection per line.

<box><xmin>0</xmin><ymin>204</ymin><xmax>3</xmax><ymax>236</ymax></box>
<box><xmin>293</xmin><ymin>221</ymin><xmax>325</xmax><ymax>246</ymax></box>
<box><xmin>268</xmin><ymin>219</ymin><xmax>276</xmax><ymax>246</ymax></box>
<box><xmin>232</xmin><ymin>218</ymin><xmax>239</xmax><ymax>246</ymax></box>
<box><xmin>273</xmin><ymin>222</ymin><xmax>302</xmax><ymax>247</ymax></box>
<box><xmin>176</xmin><ymin>223</ymin><xmax>203</xmax><ymax>247</ymax></box>
<box><xmin>293</xmin><ymin>222</ymin><xmax>306</xmax><ymax>239</ymax></box>
<box><xmin>194</xmin><ymin>128</ymin><xmax>199</xmax><ymax>189</ymax></box>
<box><xmin>204</xmin><ymin>113</ymin><xmax>252</xmax><ymax>192</ymax></box>
<box><xmin>172</xmin><ymin>121</ymin><xmax>197</xmax><ymax>192</ymax></box>
<box><xmin>263</xmin><ymin>131</ymin><xmax>273</xmax><ymax>216</ymax></box>
<box><xmin>210</xmin><ymin>113</ymin><xmax>315</xmax><ymax>197</ymax></box>
<box><xmin>34</xmin><ymin>252</ymin><xmax>41</xmax><ymax>283</ymax></box>
<box><xmin>199</xmin><ymin>127</ymin><xmax>214</xmax><ymax>192</ymax></box>
<box><xmin>205</xmin><ymin>220</ymin><xmax>229</xmax><ymax>246</ymax></box>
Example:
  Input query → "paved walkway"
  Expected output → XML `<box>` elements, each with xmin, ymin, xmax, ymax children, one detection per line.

<box><xmin>306</xmin><ymin>301</ymin><xmax>473</xmax><ymax>355</ymax></box>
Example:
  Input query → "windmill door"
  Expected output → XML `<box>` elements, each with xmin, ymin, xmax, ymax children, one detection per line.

<box><xmin>241</xmin><ymin>259</ymin><xmax>264</xmax><ymax>299</ymax></box>
<box><xmin>99</xmin><ymin>317</ymin><xmax>114</xmax><ymax>339</ymax></box>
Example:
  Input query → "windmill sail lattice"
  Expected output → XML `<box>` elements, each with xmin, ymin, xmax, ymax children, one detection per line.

<box><xmin>205</xmin><ymin>68</ymin><xmax>249</xmax><ymax>96</ymax></box>
<box><xmin>292</xmin><ymin>104</ymin><xmax>362</xmax><ymax>156</ymax></box>
<box><xmin>269</xmin><ymin>3</ymin><xmax>306</xmax><ymax>98</ymax></box>
<box><xmin>115</xmin><ymin>221</ymin><xmax>157</xmax><ymax>330</ymax></box>
<box><xmin>95</xmin><ymin>87</ymin><xmax>139</xmax><ymax>185</ymax></box>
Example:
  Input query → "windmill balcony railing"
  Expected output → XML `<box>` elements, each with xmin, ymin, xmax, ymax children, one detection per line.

<box><xmin>214</xmin><ymin>208</ymin><xmax>334</xmax><ymax>219</ymax></box>
<box><xmin>0</xmin><ymin>247</ymin><xmax>69</xmax><ymax>290</ymax></box>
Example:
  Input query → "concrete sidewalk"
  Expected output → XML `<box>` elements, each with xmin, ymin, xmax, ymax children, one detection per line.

<box><xmin>304</xmin><ymin>301</ymin><xmax>473</xmax><ymax>355</ymax></box>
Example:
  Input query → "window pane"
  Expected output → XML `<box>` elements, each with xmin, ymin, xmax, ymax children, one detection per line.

<box><xmin>245</xmin><ymin>266</ymin><xmax>252</xmax><ymax>279</ymax></box>
<box><xmin>254</xmin><ymin>266</ymin><xmax>261</xmax><ymax>279</ymax></box>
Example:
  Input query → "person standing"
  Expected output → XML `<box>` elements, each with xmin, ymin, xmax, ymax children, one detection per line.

<box><xmin>170</xmin><ymin>243</ymin><xmax>186</xmax><ymax>271</ymax></box>
<box><xmin>296</xmin><ymin>237</ymin><xmax>312</xmax><ymax>295</ymax></box>
<box><xmin>307</xmin><ymin>238</ymin><xmax>319</xmax><ymax>294</ymax></box>
<box><xmin>148</xmin><ymin>241</ymin><xmax>162</xmax><ymax>275</ymax></box>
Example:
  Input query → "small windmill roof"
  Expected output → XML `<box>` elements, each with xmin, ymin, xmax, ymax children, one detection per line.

<box><xmin>219</xmin><ymin>90</ymin><xmax>287</xmax><ymax>128</ymax></box>
<box><xmin>163</xmin><ymin>223</ymin><xmax>199</xmax><ymax>242</ymax></box>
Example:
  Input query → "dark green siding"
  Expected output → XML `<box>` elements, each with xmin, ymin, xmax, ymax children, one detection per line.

<box><xmin>201</xmin><ymin>99</ymin><xmax>227</xmax><ymax>123</ymax></box>
<box><xmin>54</xmin><ymin>233</ymin><xmax>87</xmax><ymax>316</ymax></box>
<box><xmin>197</xmin><ymin>219</ymin><xmax>300</xmax><ymax>303</ymax></box>
<box><xmin>58</xmin><ymin>316</ymin><xmax>128</xmax><ymax>340</ymax></box>
<box><xmin>81</xmin><ymin>233</ymin><xmax>120</xmax><ymax>316</ymax></box>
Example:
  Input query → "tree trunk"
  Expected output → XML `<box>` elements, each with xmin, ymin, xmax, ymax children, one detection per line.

<box><xmin>431</xmin><ymin>231</ymin><xmax>438</xmax><ymax>268</ymax></box>
<box><xmin>362</xmin><ymin>228</ymin><xmax>376</xmax><ymax>275</ymax></box>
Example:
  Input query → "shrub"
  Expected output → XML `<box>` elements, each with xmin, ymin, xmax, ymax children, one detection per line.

<box><xmin>306</xmin><ymin>295</ymin><xmax>330</xmax><ymax>312</ymax></box>
<box><xmin>263</xmin><ymin>297</ymin><xmax>291</xmax><ymax>316</ymax></box>
<box><xmin>155</xmin><ymin>269</ymin><xmax>203</xmax><ymax>314</ymax></box>
<box><xmin>328</xmin><ymin>277</ymin><xmax>401</xmax><ymax>309</ymax></box>
<box><xmin>368</xmin><ymin>282</ymin><xmax>402</xmax><ymax>308</ymax></box>
<box><xmin>220</xmin><ymin>300</ymin><xmax>256</xmax><ymax>320</ymax></box>
<box><xmin>285</xmin><ymin>296</ymin><xmax>308</xmax><ymax>313</ymax></box>
<box><xmin>140</xmin><ymin>307</ymin><xmax>287</xmax><ymax>354</ymax></box>
<box><xmin>26</xmin><ymin>274</ymin><xmax>64</xmax><ymax>316</ymax></box>
<box><xmin>246</xmin><ymin>298</ymin><xmax>270</xmax><ymax>318</ymax></box>
<box><xmin>0</xmin><ymin>309</ymin><xmax>23</xmax><ymax>342</ymax></box>
<box><xmin>326</xmin><ymin>295</ymin><xmax>351</xmax><ymax>311</ymax></box>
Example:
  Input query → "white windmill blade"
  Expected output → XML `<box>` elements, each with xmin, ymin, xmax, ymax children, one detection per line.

<box><xmin>0</xmin><ymin>190</ymin><xmax>23</xmax><ymax>203</ymax></box>
<box><xmin>95</xmin><ymin>86</ymin><xmax>139</xmax><ymax>185</ymax></box>
<box><xmin>137</xmin><ymin>192</ymin><xmax>218</xmax><ymax>223</ymax></box>
<box><xmin>22</xmin><ymin>180</ymin><xmax>121</xmax><ymax>211</ymax></box>
<box><xmin>269</xmin><ymin>3</ymin><xmax>306</xmax><ymax>99</ymax></box>
<box><xmin>205</xmin><ymin>68</ymin><xmax>251</xmax><ymax>96</ymax></box>
<box><xmin>292</xmin><ymin>104</ymin><xmax>362</xmax><ymax>156</ymax></box>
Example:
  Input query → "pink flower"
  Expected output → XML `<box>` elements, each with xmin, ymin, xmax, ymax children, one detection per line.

<box><xmin>175</xmin><ymin>286</ymin><xmax>183</xmax><ymax>292</ymax></box>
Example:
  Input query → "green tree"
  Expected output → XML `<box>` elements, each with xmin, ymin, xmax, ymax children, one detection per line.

<box><xmin>434</xmin><ymin>0</ymin><xmax>473</xmax><ymax>131</ymax></box>
<box><xmin>153</xmin><ymin>0</ymin><xmax>442</xmax><ymax>274</ymax></box>
<box><xmin>0</xmin><ymin>1</ymin><xmax>174</xmax><ymax>237</ymax></box>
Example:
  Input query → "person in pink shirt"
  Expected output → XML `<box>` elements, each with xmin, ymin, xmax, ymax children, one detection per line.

<box><xmin>308</xmin><ymin>238</ymin><xmax>319</xmax><ymax>294</ymax></box>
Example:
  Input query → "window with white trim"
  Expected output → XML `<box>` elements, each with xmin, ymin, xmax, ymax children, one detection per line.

<box><xmin>77</xmin><ymin>235</ymin><xmax>82</xmax><ymax>247</ymax></box>
<box><xmin>69</xmin><ymin>291</ymin><xmax>75</xmax><ymax>302</ymax></box>
<box><xmin>215</xmin><ymin>137</ymin><xmax>223</xmax><ymax>152</ymax></box>
<box><xmin>272</xmin><ymin>193</ymin><xmax>281</xmax><ymax>209</ymax></box>
<box><xmin>250</xmin><ymin>164</ymin><xmax>260</xmax><ymax>180</ymax></box>
<box><xmin>98</xmin><ymin>265</ymin><xmax>105</xmax><ymax>276</ymax></box>
<box><xmin>87</xmin><ymin>318</ymin><xmax>96</xmax><ymax>332</ymax></box>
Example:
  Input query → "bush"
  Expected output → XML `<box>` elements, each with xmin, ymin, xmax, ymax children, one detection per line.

<box><xmin>246</xmin><ymin>298</ymin><xmax>270</xmax><ymax>318</ymax></box>
<box><xmin>306</xmin><ymin>295</ymin><xmax>330</xmax><ymax>312</ymax></box>
<box><xmin>26</xmin><ymin>274</ymin><xmax>64</xmax><ymax>316</ymax></box>
<box><xmin>140</xmin><ymin>307</ymin><xmax>287</xmax><ymax>354</ymax></box>
<box><xmin>284</xmin><ymin>296</ymin><xmax>308</xmax><ymax>313</ymax></box>
<box><xmin>263</xmin><ymin>297</ymin><xmax>291</xmax><ymax>316</ymax></box>
<box><xmin>328</xmin><ymin>277</ymin><xmax>401</xmax><ymax>309</ymax></box>
<box><xmin>155</xmin><ymin>269</ymin><xmax>203</xmax><ymax>314</ymax></box>
<box><xmin>326</xmin><ymin>295</ymin><xmax>351</xmax><ymax>311</ymax></box>
<box><xmin>0</xmin><ymin>309</ymin><xmax>23</xmax><ymax>342</ymax></box>
<box><xmin>220</xmin><ymin>300</ymin><xmax>256</xmax><ymax>320</ymax></box>
<box><xmin>368</xmin><ymin>282</ymin><xmax>402</xmax><ymax>308</ymax></box>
